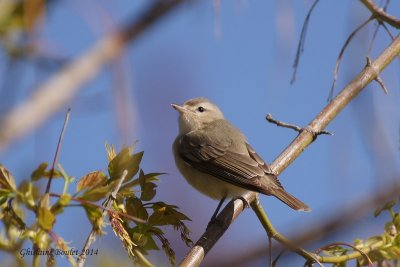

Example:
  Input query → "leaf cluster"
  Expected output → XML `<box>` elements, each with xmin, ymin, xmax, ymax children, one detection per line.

<box><xmin>320</xmin><ymin>200</ymin><xmax>400</xmax><ymax>267</ymax></box>
<box><xmin>0</xmin><ymin>144</ymin><xmax>192</xmax><ymax>266</ymax></box>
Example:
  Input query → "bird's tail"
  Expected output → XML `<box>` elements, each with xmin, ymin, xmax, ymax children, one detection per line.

<box><xmin>272</xmin><ymin>188</ymin><xmax>311</xmax><ymax>212</ymax></box>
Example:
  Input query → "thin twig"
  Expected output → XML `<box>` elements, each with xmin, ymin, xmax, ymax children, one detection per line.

<box><xmin>272</xmin><ymin>250</ymin><xmax>286</xmax><ymax>267</ymax></box>
<box><xmin>367</xmin><ymin>21</ymin><xmax>381</xmax><ymax>54</ymax></box>
<box><xmin>381</xmin><ymin>22</ymin><xmax>395</xmax><ymax>41</ymax></box>
<box><xmin>253</xmin><ymin>197</ymin><xmax>380</xmax><ymax>266</ymax></box>
<box><xmin>367</xmin><ymin>0</ymin><xmax>390</xmax><ymax>54</ymax></box>
<box><xmin>76</xmin><ymin>169</ymin><xmax>132</xmax><ymax>267</ymax></box>
<box><xmin>250</xmin><ymin>196</ymin><xmax>323</xmax><ymax>267</ymax></box>
<box><xmin>315</xmin><ymin>242</ymin><xmax>374</xmax><ymax>267</ymax></box>
<box><xmin>328</xmin><ymin>17</ymin><xmax>373</xmax><ymax>101</ymax></box>
<box><xmin>266</xmin><ymin>113</ymin><xmax>302</xmax><ymax>132</ymax></box>
<box><xmin>45</xmin><ymin>108</ymin><xmax>71</xmax><ymax>194</ymax></box>
<box><xmin>366</xmin><ymin>56</ymin><xmax>388</xmax><ymax>94</ymax></box>
<box><xmin>48</xmin><ymin>193</ymin><xmax>146</xmax><ymax>224</ymax></box>
<box><xmin>268</xmin><ymin>234</ymin><xmax>272</xmax><ymax>267</ymax></box>
<box><xmin>317</xmin><ymin>240</ymin><xmax>384</xmax><ymax>265</ymax></box>
<box><xmin>291</xmin><ymin>0</ymin><xmax>320</xmax><ymax>84</ymax></box>
<box><xmin>179</xmin><ymin>33</ymin><xmax>400</xmax><ymax>267</ymax></box>
<box><xmin>266</xmin><ymin>113</ymin><xmax>333</xmax><ymax>136</ymax></box>
<box><xmin>213</xmin><ymin>181</ymin><xmax>400</xmax><ymax>266</ymax></box>
<box><xmin>379</xmin><ymin>23</ymin><xmax>400</xmax><ymax>63</ymax></box>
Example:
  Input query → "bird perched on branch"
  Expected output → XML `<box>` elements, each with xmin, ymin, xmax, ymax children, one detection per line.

<box><xmin>172</xmin><ymin>97</ymin><xmax>310</xmax><ymax>222</ymax></box>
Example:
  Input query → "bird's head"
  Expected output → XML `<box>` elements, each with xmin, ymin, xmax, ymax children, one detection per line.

<box><xmin>171</xmin><ymin>97</ymin><xmax>224</xmax><ymax>134</ymax></box>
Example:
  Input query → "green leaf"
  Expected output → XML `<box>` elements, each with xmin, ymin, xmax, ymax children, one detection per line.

<box><xmin>138</xmin><ymin>170</ymin><xmax>157</xmax><ymax>201</ymax></box>
<box><xmin>393</xmin><ymin>214</ymin><xmax>400</xmax><ymax>230</ymax></box>
<box><xmin>365</xmin><ymin>235</ymin><xmax>383</xmax><ymax>247</ymax></box>
<box><xmin>321</xmin><ymin>245</ymin><xmax>347</xmax><ymax>256</ymax></box>
<box><xmin>83</xmin><ymin>205</ymin><xmax>103</xmax><ymax>232</ymax></box>
<box><xmin>148</xmin><ymin>202</ymin><xmax>190</xmax><ymax>226</ymax></box>
<box><xmin>31</xmin><ymin>162</ymin><xmax>49</xmax><ymax>181</ymax></box>
<box><xmin>374</xmin><ymin>200</ymin><xmax>396</xmax><ymax>217</ymax></box>
<box><xmin>51</xmin><ymin>194</ymin><xmax>71</xmax><ymax>215</ymax></box>
<box><xmin>142</xmin><ymin>234</ymin><xmax>159</xmax><ymax>251</ymax></box>
<box><xmin>38</xmin><ymin>207</ymin><xmax>55</xmax><ymax>230</ymax></box>
<box><xmin>108</xmin><ymin>146</ymin><xmax>143</xmax><ymax>182</ymax></box>
<box><xmin>131</xmin><ymin>231</ymin><xmax>148</xmax><ymax>248</ymax></box>
<box><xmin>18</xmin><ymin>181</ymin><xmax>40</xmax><ymax>209</ymax></box>
<box><xmin>78</xmin><ymin>185</ymin><xmax>110</xmax><ymax>202</ymax></box>
<box><xmin>34</xmin><ymin>229</ymin><xmax>52</xmax><ymax>250</ymax></box>
<box><xmin>126</xmin><ymin>197</ymin><xmax>148</xmax><ymax>221</ymax></box>
<box><xmin>332</xmin><ymin>262</ymin><xmax>346</xmax><ymax>267</ymax></box>
<box><xmin>128</xmin><ymin>225</ymin><xmax>160</xmax><ymax>251</ymax></box>
<box><xmin>0</xmin><ymin>194</ymin><xmax>8</xmax><ymax>206</ymax></box>
<box><xmin>394</xmin><ymin>233</ymin><xmax>400</xmax><ymax>246</ymax></box>
<box><xmin>0</xmin><ymin>188</ymin><xmax>13</xmax><ymax>205</ymax></box>
<box><xmin>0</xmin><ymin>164</ymin><xmax>16</xmax><ymax>191</ymax></box>
<box><xmin>140</xmin><ymin>183</ymin><xmax>157</xmax><ymax>201</ymax></box>
<box><xmin>120</xmin><ymin>172</ymin><xmax>162</xmax><ymax>191</ymax></box>
<box><xmin>76</xmin><ymin>171</ymin><xmax>107</xmax><ymax>192</ymax></box>
<box><xmin>31</xmin><ymin>162</ymin><xmax>62</xmax><ymax>181</ymax></box>
<box><xmin>148</xmin><ymin>226</ymin><xmax>175</xmax><ymax>266</ymax></box>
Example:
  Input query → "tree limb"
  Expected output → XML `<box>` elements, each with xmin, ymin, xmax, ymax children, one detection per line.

<box><xmin>360</xmin><ymin>0</ymin><xmax>400</xmax><ymax>28</ymax></box>
<box><xmin>179</xmin><ymin>34</ymin><xmax>400</xmax><ymax>267</ymax></box>
<box><xmin>213</xmin><ymin>182</ymin><xmax>400</xmax><ymax>266</ymax></box>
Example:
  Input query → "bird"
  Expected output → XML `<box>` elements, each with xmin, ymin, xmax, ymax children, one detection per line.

<box><xmin>171</xmin><ymin>97</ymin><xmax>310</xmax><ymax>222</ymax></box>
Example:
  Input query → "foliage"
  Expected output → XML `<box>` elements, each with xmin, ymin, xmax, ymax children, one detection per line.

<box><xmin>0</xmin><ymin>144</ymin><xmax>192</xmax><ymax>266</ymax></box>
<box><xmin>318</xmin><ymin>200</ymin><xmax>400</xmax><ymax>266</ymax></box>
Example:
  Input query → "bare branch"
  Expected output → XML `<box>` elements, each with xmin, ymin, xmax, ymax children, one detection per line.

<box><xmin>366</xmin><ymin>57</ymin><xmax>389</xmax><ymax>94</ymax></box>
<box><xmin>291</xmin><ymin>0</ymin><xmax>320</xmax><ymax>84</ymax></box>
<box><xmin>361</xmin><ymin>0</ymin><xmax>400</xmax><ymax>28</ymax></box>
<box><xmin>381</xmin><ymin>22</ymin><xmax>396</xmax><ymax>41</ymax></box>
<box><xmin>250</xmin><ymin>196</ymin><xmax>323</xmax><ymax>267</ymax></box>
<box><xmin>328</xmin><ymin>17</ymin><xmax>373</xmax><ymax>101</ymax></box>
<box><xmin>179</xmin><ymin>33</ymin><xmax>400</xmax><ymax>267</ymax></box>
<box><xmin>266</xmin><ymin>113</ymin><xmax>332</xmax><ymax>137</ymax></box>
<box><xmin>179</xmin><ymin>192</ymin><xmax>254</xmax><ymax>267</ymax></box>
<box><xmin>315</xmin><ymin>242</ymin><xmax>374</xmax><ymax>267</ymax></box>
<box><xmin>212</xmin><ymin>182</ymin><xmax>400</xmax><ymax>267</ymax></box>
<box><xmin>0</xmin><ymin>0</ymin><xmax>185</xmax><ymax>153</ymax></box>
<box><xmin>367</xmin><ymin>0</ymin><xmax>390</xmax><ymax>54</ymax></box>
<box><xmin>45</xmin><ymin>109</ymin><xmax>71</xmax><ymax>194</ymax></box>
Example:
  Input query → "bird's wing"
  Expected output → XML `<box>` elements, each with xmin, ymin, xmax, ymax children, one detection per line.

<box><xmin>178</xmin><ymin>126</ymin><xmax>282</xmax><ymax>193</ymax></box>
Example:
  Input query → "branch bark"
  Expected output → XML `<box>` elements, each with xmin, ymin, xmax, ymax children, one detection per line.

<box><xmin>360</xmin><ymin>0</ymin><xmax>400</xmax><ymax>29</ymax></box>
<box><xmin>214</xmin><ymin>182</ymin><xmax>400</xmax><ymax>266</ymax></box>
<box><xmin>179</xmin><ymin>34</ymin><xmax>400</xmax><ymax>267</ymax></box>
<box><xmin>0</xmin><ymin>0</ymin><xmax>184</xmax><ymax>153</ymax></box>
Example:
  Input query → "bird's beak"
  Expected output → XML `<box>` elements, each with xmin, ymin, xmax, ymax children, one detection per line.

<box><xmin>171</xmin><ymin>103</ymin><xmax>188</xmax><ymax>114</ymax></box>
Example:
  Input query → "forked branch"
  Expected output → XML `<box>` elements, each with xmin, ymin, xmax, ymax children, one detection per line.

<box><xmin>179</xmin><ymin>33</ymin><xmax>400</xmax><ymax>267</ymax></box>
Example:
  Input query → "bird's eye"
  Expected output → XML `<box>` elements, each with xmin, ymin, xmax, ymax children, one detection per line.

<box><xmin>197</xmin><ymin>106</ymin><xmax>205</xmax><ymax>112</ymax></box>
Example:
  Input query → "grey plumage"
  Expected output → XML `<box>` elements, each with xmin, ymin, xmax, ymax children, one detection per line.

<box><xmin>172</xmin><ymin>98</ymin><xmax>310</xmax><ymax>212</ymax></box>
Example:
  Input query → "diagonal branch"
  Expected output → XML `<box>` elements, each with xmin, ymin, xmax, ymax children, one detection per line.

<box><xmin>0</xmin><ymin>0</ymin><xmax>185</xmax><ymax>153</ymax></box>
<box><xmin>179</xmin><ymin>34</ymin><xmax>400</xmax><ymax>267</ymax></box>
<box><xmin>360</xmin><ymin>0</ymin><xmax>400</xmax><ymax>28</ymax></box>
<box><xmin>328</xmin><ymin>17</ymin><xmax>373</xmax><ymax>101</ymax></box>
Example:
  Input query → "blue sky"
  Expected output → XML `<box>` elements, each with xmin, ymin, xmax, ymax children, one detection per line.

<box><xmin>1</xmin><ymin>0</ymin><xmax>399</xmax><ymax>266</ymax></box>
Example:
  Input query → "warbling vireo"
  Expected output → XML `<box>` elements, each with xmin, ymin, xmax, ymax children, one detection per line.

<box><xmin>172</xmin><ymin>97</ymin><xmax>310</xmax><ymax>220</ymax></box>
